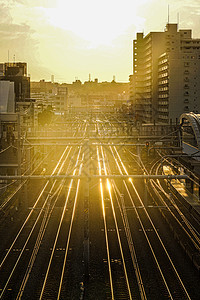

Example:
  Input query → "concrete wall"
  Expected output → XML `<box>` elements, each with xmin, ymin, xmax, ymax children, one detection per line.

<box><xmin>0</xmin><ymin>81</ymin><xmax>15</xmax><ymax>113</ymax></box>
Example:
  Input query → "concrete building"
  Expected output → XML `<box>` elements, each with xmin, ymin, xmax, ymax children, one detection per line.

<box><xmin>131</xmin><ymin>29</ymin><xmax>166</xmax><ymax>123</ymax></box>
<box><xmin>31</xmin><ymin>80</ymin><xmax>68</xmax><ymax>120</ymax></box>
<box><xmin>130</xmin><ymin>23</ymin><xmax>200</xmax><ymax>124</ymax></box>
<box><xmin>0</xmin><ymin>62</ymin><xmax>34</xmax><ymax>176</ymax></box>
<box><xmin>0</xmin><ymin>81</ymin><xmax>15</xmax><ymax>113</ymax></box>
<box><xmin>68</xmin><ymin>79</ymin><xmax>129</xmax><ymax>110</ymax></box>
<box><xmin>1</xmin><ymin>63</ymin><xmax>30</xmax><ymax>105</ymax></box>
<box><xmin>31</xmin><ymin>79</ymin><xmax>129</xmax><ymax>115</ymax></box>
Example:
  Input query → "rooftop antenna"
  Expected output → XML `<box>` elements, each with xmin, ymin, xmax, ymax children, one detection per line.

<box><xmin>8</xmin><ymin>50</ymin><xmax>9</xmax><ymax>65</ymax></box>
<box><xmin>168</xmin><ymin>4</ymin><xmax>169</xmax><ymax>24</ymax></box>
<box><xmin>177</xmin><ymin>12</ymin><xmax>179</xmax><ymax>30</ymax></box>
<box><xmin>13</xmin><ymin>54</ymin><xmax>15</xmax><ymax>63</ymax></box>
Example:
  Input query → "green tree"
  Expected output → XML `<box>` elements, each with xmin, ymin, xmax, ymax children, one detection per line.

<box><xmin>38</xmin><ymin>105</ymin><xmax>54</xmax><ymax>126</ymax></box>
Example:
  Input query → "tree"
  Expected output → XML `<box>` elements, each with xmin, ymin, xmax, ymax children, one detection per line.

<box><xmin>38</xmin><ymin>105</ymin><xmax>54</xmax><ymax>126</ymax></box>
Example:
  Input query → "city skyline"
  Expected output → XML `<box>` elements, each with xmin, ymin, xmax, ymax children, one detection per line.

<box><xmin>0</xmin><ymin>0</ymin><xmax>199</xmax><ymax>83</ymax></box>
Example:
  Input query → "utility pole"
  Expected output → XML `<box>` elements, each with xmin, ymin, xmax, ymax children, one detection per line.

<box><xmin>17</xmin><ymin>113</ymin><xmax>21</xmax><ymax>176</ymax></box>
<box><xmin>83</xmin><ymin>139</ymin><xmax>90</xmax><ymax>281</ymax></box>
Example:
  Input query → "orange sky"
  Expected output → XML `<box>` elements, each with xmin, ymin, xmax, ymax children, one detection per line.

<box><xmin>0</xmin><ymin>0</ymin><xmax>199</xmax><ymax>83</ymax></box>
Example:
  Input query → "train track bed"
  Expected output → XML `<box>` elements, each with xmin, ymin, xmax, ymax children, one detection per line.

<box><xmin>22</xmin><ymin>179</ymin><xmax>84</xmax><ymax>299</ymax></box>
<box><xmin>109</xmin><ymin>147</ymin><xmax>199</xmax><ymax>299</ymax></box>
<box><xmin>0</xmin><ymin>146</ymin><xmax>75</xmax><ymax>299</ymax></box>
<box><xmin>148</xmin><ymin>165</ymin><xmax>200</xmax><ymax>274</ymax></box>
<box><xmin>0</xmin><ymin>148</ymin><xmax>65</xmax><ymax>260</ymax></box>
<box><xmin>145</xmin><ymin>201</ymin><xmax>200</xmax><ymax>299</ymax></box>
<box><xmin>88</xmin><ymin>178</ymin><xmax>110</xmax><ymax>299</ymax></box>
<box><xmin>1</xmin><ymin>113</ymin><xmax>200</xmax><ymax>299</ymax></box>
<box><xmin>91</xmin><ymin>145</ymin><xmax>142</xmax><ymax>299</ymax></box>
<box><xmin>122</xmin><ymin>179</ymin><xmax>186</xmax><ymax>299</ymax></box>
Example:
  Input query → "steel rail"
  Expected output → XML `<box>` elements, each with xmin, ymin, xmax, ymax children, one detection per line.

<box><xmin>0</xmin><ymin>174</ymin><xmax>189</xmax><ymax>180</ymax></box>
<box><xmin>97</xmin><ymin>147</ymin><xmax>114</xmax><ymax>299</ymax></box>
<box><xmin>57</xmin><ymin>153</ymin><xmax>84</xmax><ymax>299</ymax></box>
<box><xmin>0</xmin><ymin>147</ymin><xmax>72</xmax><ymax>299</ymax></box>
<box><xmin>39</xmin><ymin>147</ymin><xmax>82</xmax><ymax>300</ymax></box>
<box><xmin>16</xmin><ymin>147</ymin><xmax>74</xmax><ymax>299</ymax></box>
<box><xmin>111</xmin><ymin>181</ymin><xmax>147</xmax><ymax>300</ymax></box>
<box><xmin>100</xmin><ymin>145</ymin><xmax>133</xmax><ymax>300</ymax></box>
<box><xmin>0</xmin><ymin>150</ymin><xmax>51</xmax><ymax>212</ymax></box>
<box><xmin>129</xmin><ymin>147</ymin><xmax>200</xmax><ymax>250</ymax></box>
<box><xmin>112</xmin><ymin>145</ymin><xmax>191</xmax><ymax>299</ymax></box>
<box><xmin>25</xmin><ymin>136</ymin><xmax>178</xmax><ymax>140</ymax></box>
<box><xmin>156</xmin><ymin>150</ymin><xmax>200</xmax><ymax>186</ymax></box>
<box><xmin>110</xmin><ymin>146</ymin><xmax>175</xmax><ymax>298</ymax></box>
<box><xmin>153</xmin><ymin>164</ymin><xmax>200</xmax><ymax>250</ymax></box>
<box><xmin>16</xmin><ymin>184</ymin><xmax>63</xmax><ymax>300</ymax></box>
<box><xmin>104</xmin><ymin>150</ymin><xmax>146</xmax><ymax>300</ymax></box>
<box><xmin>23</xmin><ymin>143</ymin><xmax>147</xmax><ymax>146</ymax></box>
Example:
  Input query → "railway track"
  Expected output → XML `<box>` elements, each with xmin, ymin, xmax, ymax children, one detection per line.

<box><xmin>96</xmin><ymin>146</ymin><xmax>136</xmax><ymax>299</ymax></box>
<box><xmin>0</xmin><ymin>114</ymin><xmax>200</xmax><ymax>299</ymax></box>
<box><xmin>0</xmin><ymin>146</ymin><xmax>75</xmax><ymax>299</ymax></box>
<box><xmin>106</xmin><ymin>145</ymin><xmax>192</xmax><ymax>299</ymax></box>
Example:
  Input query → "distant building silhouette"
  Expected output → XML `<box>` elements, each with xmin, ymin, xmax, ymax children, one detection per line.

<box><xmin>30</xmin><ymin>80</ymin><xmax>68</xmax><ymax>117</ymax></box>
<box><xmin>31</xmin><ymin>79</ymin><xmax>129</xmax><ymax>114</ymax></box>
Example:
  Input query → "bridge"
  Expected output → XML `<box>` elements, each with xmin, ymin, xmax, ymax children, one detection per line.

<box><xmin>180</xmin><ymin>112</ymin><xmax>200</xmax><ymax>160</ymax></box>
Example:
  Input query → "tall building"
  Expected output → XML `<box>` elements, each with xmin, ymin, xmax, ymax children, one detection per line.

<box><xmin>130</xmin><ymin>23</ymin><xmax>200</xmax><ymax>124</ymax></box>
<box><xmin>0</xmin><ymin>62</ymin><xmax>34</xmax><ymax>130</ymax></box>
<box><xmin>0</xmin><ymin>81</ymin><xmax>15</xmax><ymax>113</ymax></box>
<box><xmin>1</xmin><ymin>62</ymin><xmax>30</xmax><ymax>105</ymax></box>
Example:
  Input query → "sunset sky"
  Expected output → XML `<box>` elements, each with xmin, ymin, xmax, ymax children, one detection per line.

<box><xmin>0</xmin><ymin>0</ymin><xmax>199</xmax><ymax>83</ymax></box>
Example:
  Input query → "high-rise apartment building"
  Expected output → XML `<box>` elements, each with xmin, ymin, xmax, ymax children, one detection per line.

<box><xmin>130</xmin><ymin>23</ymin><xmax>200</xmax><ymax>124</ymax></box>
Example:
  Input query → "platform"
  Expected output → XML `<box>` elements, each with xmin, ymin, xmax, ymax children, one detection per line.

<box><xmin>163</xmin><ymin>166</ymin><xmax>200</xmax><ymax>218</ymax></box>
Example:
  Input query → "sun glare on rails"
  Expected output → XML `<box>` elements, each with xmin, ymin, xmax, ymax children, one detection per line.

<box><xmin>107</xmin><ymin>180</ymin><xmax>111</xmax><ymax>192</ymax></box>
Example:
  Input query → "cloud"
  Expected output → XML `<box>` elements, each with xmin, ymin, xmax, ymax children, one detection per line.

<box><xmin>165</xmin><ymin>0</ymin><xmax>200</xmax><ymax>38</ymax></box>
<box><xmin>0</xmin><ymin>2</ymin><xmax>12</xmax><ymax>23</ymax></box>
<box><xmin>136</xmin><ymin>0</ymin><xmax>200</xmax><ymax>38</ymax></box>
<box><xmin>1</xmin><ymin>0</ymin><xmax>200</xmax><ymax>83</ymax></box>
<box><xmin>0</xmin><ymin>1</ymin><xmax>55</xmax><ymax>79</ymax></box>
<box><xmin>8</xmin><ymin>0</ymin><xmax>56</xmax><ymax>8</ymax></box>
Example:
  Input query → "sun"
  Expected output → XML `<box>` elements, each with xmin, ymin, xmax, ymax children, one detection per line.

<box><xmin>45</xmin><ymin>0</ymin><xmax>146</xmax><ymax>47</ymax></box>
